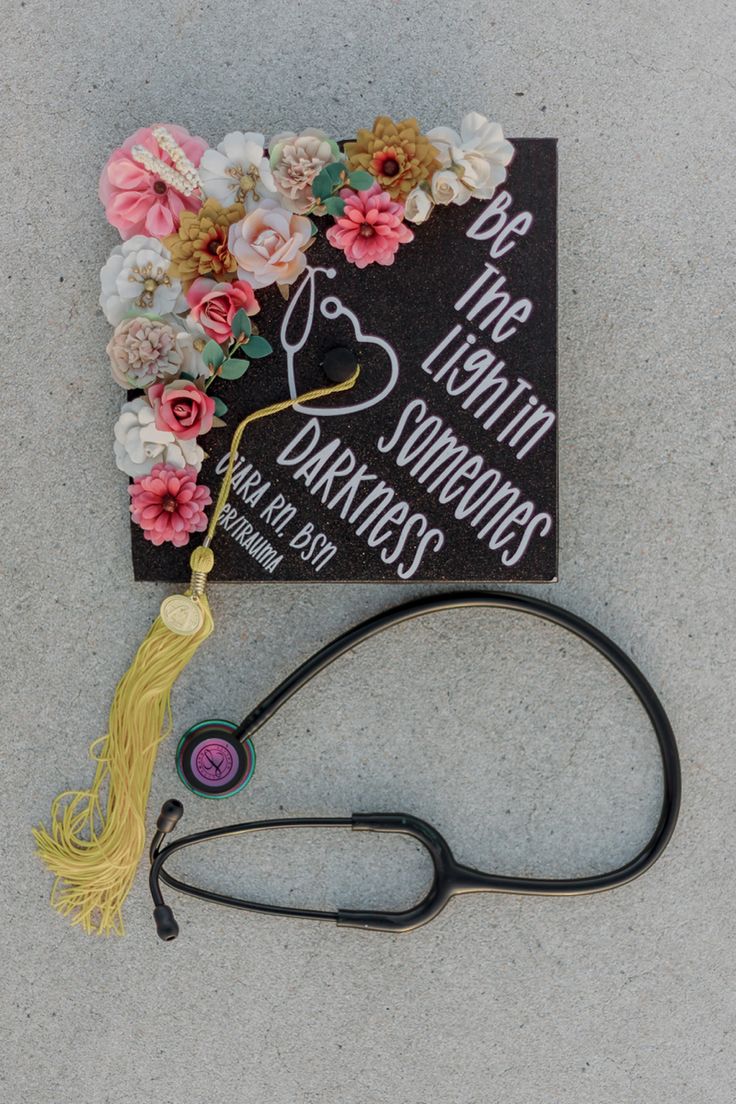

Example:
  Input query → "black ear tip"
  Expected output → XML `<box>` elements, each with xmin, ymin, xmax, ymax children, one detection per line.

<box><xmin>157</xmin><ymin>800</ymin><xmax>183</xmax><ymax>833</ymax></box>
<box><xmin>153</xmin><ymin>905</ymin><xmax>179</xmax><ymax>941</ymax></box>
<box><xmin>322</xmin><ymin>346</ymin><xmax>358</xmax><ymax>383</ymax></box>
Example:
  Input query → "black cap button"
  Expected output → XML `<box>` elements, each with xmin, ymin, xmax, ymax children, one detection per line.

<box><xmin>322</xmin><ymin>346</ymin><xmax>358</xmax><ymax>383</ymax></box>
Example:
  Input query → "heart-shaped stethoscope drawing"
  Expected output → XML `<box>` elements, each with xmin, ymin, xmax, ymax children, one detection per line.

<box><xmin>281</xmin><ymin>265</ymin><xmax>400</xmax><ymax>417</ymax></box>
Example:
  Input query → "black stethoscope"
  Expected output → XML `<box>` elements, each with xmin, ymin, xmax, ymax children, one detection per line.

<box><xmin>150</xmin><ymin>591</ymin><xmax>681</xmax><ymax>941</ymax></box>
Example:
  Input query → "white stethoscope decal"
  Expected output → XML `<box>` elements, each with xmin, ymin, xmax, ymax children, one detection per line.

<box><xmin>281</xmin><ymin>265</ymin><xmax>400</xmax><ymax>417</ymax></box>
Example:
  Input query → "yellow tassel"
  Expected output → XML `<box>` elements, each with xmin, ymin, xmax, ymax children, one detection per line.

<box><xmin>33</xmin><ymin>549</ymin><xmax>214</xmax><ymax>935</ymax></box>
<box><xmin>34</xmin><ymin>372</ymin><xmax>359</xmax><ymax>935</ymax></box>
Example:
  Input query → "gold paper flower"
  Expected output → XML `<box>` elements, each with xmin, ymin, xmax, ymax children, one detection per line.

<box><xmin>345</xmin><ymin>116</ymin><xmax>439</xmax><ymax>200</ymax></box>
<box><xmin>163</xmin><ymin>198</ymin><xmax>244</xmax><ymax>288</ymax></box>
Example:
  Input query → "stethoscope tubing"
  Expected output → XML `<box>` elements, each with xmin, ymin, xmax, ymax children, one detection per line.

<box><xmin>150</xmin><ymin>591</ymin><xmax>681</xmax><ymax>937</ymax></box>
<box><xmin>236</xmin><ymin>590</ymin><xmax>681</xmax><ymax>880</ymax></box>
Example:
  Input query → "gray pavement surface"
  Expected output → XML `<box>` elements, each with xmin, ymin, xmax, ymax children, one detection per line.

<box><xmin>1</xmin><ymin>1</ymin><xmax>735</xmax><ymax>1101</ymax></box>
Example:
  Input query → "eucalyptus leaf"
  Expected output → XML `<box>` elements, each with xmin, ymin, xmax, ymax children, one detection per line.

<box><xmin>323</xmin><ymin>195</ymin><xmax>346</xmax><ymax>218</ymax></box>
<box><xmin>325</xmin><ymin>160</ymin><xmax>345</xmax><ymax>182</ymax></box>
<box><xmin>213</xmin><ymin>396</ymin><xmax>229</xmax><ymax>417</ymax></box>
<box><xmin>231</xmin><ymin>308</ymin><xmax>251</xmax><ymax>339</ymax></box>
<box><xmin>243</xmin><ymin>334</ymin><xmax>273</xmax><ymax>359</ymax></box>
<box><xmin>312</xmin><ymin>167</ymin><xmax>334</xmax><ymax>200</ymax></box>
<box><xmin>203</xmin><ymin>339</ymin><xmax>224</xmax><ymax>370</ymax></box>
<box><xmin>219</xmin><ymin>357</ymin><xmax>250</xmax><ymax>380</ymax></box>
<box><xmin>348</xmin><ymin>169</ymin><xmax>374</xmax><ymax>190</ymax></box>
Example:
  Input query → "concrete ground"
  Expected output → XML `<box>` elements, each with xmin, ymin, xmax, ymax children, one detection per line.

<box><xmin>2</xmin><ymin>1</ymin><xmax>734</xmax><ymax>1101</ymax></box>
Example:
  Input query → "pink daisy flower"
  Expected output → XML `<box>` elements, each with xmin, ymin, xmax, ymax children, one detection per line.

<box><xmin>99</xmin><ymin>125</ymin><xmax>208</xmax><ymax>240</ymax></box>
<box><xmin>129</xmin><ymin>463</ymin><xmax>211</xmax><ymax>548</ymax></box>
<box><xmin>326</xmin><ymin>183</ymin><xmax>414</xmax><ymax>268</ymax></box>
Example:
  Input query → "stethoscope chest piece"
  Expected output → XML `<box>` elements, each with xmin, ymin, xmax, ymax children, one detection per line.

<box><xmin>176</xmin><ymin>720</ymin><xmax>255</xmax><ymax>799</ymax></box>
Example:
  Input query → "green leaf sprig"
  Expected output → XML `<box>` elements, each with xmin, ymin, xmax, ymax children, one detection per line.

<box><xmin>203</xmin><ymin>308</ymin><xmax>274</xmax><ymax>390</ymax></box>
<box><xmin>311</xmin><ymin>163</ymin><xmax>374</xmax><ymax>218</ymax></box>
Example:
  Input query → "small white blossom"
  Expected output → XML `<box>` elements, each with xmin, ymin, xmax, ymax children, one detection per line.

<box><xmin>113</xmin><ymin>397</ymin><xmax>204</xmax><ymax>477</ymax></box>
<box><xmin>168</xmin><ymin>317</ymin><xmax>211</xmax><ymax>379</ymax></box>
<box><xmin>404</xmin><ymin>186</ymin><xmax>434</xmax><ymax>224</ymax></box>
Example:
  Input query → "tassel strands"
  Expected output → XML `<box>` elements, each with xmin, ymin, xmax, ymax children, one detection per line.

<box><xmin>33</xmin><ymin>549</ymin><xmax>215</xmax><ymax>935</ymax></box>
<box><xmin>34</xmin><ymin>371</ymin><xmax>359</xmax><ymax>935</ymax></box>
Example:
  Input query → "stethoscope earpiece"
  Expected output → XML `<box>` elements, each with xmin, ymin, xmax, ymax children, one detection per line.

<box><xmin>175</xmin><ymin>719</ymin><xmax>255</xmax><ymax>799</ymax></box>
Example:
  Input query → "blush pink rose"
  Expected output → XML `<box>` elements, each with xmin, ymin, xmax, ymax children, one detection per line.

<box><xmin>129</xmin><ymin>463</ymin><xmax>211</xmax><ymax>547</ymax></box>
<box><xmin>148</xmin><ymin>380</ymin><xmax>215</xmax><ymax>440</ymax></box>
<box><xmin>228</xmin><ymin>200</ymin><xmax>312</xmax><ymax>288</ymax></box>
<box><xmin>99</xmin><ymin>124</ymin><xmax>208</xmax><ymax>240</ymax></box>
<box><xmin>326</xmin><ymin>183</ymin><xmax>414</xmax><ymax>268</ymax></box>
<box><xmin>186</xmin><ymin>277</ymin><xmax>260</xmax><ymax>343</ymax></box>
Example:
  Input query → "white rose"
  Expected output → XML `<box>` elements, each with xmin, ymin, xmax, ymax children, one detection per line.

<box><xmin>427</xmin><ymin>113</ymin><xmax>515</xmax><ymax>200</ymax></box>
<box><xmin>100</xmin><ymin>236</ymin><xmax>186</xmax><ymax>327</ymax></box>
<box><xmin>404</xmin><ymin>186</ymin><xmax>434</xmax><ymax>225</ymax></box>
<box><xmin>113</xmin><ymin>397</ymin><xmax>205</xmax><ymax>478</ymax></box>
<box><xmin>430</xmin><ymin>169</ymin><xmax>471</xmax><ymax>206</ymax></box>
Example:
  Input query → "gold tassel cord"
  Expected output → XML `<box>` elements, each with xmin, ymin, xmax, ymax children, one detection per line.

<box><xmin>34</xmin><ymin>370</ymin><xmax>360</xmax><ymax>935</ymax></box>
<box><xmin>35</xmin><ymin>589</ymin><xmax>214</xmax><ymax>935</ymax></box>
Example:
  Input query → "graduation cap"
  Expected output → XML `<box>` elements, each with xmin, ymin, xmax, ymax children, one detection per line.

<box><xmin>35</xmin><ymin>118</ymin><xmax>557</xmax><ymax>933</ymax></box>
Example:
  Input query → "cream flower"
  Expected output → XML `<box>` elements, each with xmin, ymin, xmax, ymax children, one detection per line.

<box><xmin>100</xmin><ymin>236</ymin><xmax>186</xmax><ymax>326</ymax></box>
<box><xmin>107</xmin><ymin>316</ymin><xmax>183</xmax><ymax>389</ymax></box>
<box><xmin>169</xmin><ymin>317</ymin><xmax>211</xmax><ymax>379</ymax></box>
<box><xmin>199</xmin><ymin>132</ymin><xmax>278</xmax><ymax>212</ymax></box>
<box><xmin>113</xmin><ymin>397</ymin><xmax>204</xmax><ymax>477</ymax></box>
<box><xmin>404</xmin><ymin>186</ymin><xmax>434</xmax><ymax>224</ymax></box>
<box><xmin>228</xmin><ymin>200</ymin><xmax>312</xmax><ymax>289</ymax></box>
<box><xmin>269</xmin><ymin>128</ymin><xmax>342</xmax><ymax>213</ymax></box>
<box><xmin>426</xmin><ymin>113</ymin><xmax>515</xmax><ymax>202</ymax></box>
<box><xmin>431</xmin><ymin>169</ymin><xmax>470</xmax><ymax>206</ymax></box>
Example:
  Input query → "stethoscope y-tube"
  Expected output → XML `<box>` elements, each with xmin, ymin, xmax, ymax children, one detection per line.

<box><xmin>150</xmin><ymin>591</ymin><xmax>681</xmax><ymax>941</ymax></box>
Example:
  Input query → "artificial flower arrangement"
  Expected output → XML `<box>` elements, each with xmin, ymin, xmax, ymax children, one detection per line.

<box><xmin>100</xmin><ymin>115</ymin><xmax>514</xmax><ymax>549</ymax></box>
